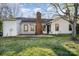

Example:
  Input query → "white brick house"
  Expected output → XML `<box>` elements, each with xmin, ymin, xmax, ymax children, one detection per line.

<box><xmin>3</xmin><ymin>12</ymin><xmax>72</xmax><ymax>37</ymax></box>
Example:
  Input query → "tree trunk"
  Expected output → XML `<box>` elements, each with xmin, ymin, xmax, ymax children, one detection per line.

<box><xmin>71</xmin><ymin>3</ymin><xmax>78</xmax><ymax>40</ymax></box>
<box><xmin>71</xmin><ymin>21</ymin><xmax>77</xmax><ymax>39</ymax></box>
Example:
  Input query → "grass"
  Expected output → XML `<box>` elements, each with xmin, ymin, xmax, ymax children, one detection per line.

<box><xmin>17</xmin><ymin>47</ymin><xmax>56</xmax><ymax>56</ymax></box>
<box><xmin>0</xmin><ymin>35</ymin><xmax>79</xmax><ymax>56</ymax></box>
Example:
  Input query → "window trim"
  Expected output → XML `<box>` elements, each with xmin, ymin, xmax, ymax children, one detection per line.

<box><xmin>24</xmin><ymin>24</ymin><xmax>28</xmax><ymax>32</ymax></box>
<box><xmin>30</xmin><ymin>24</ymin><xmax>35</xmax><ymax>31</ymax></box>
<box><xmin>55</xmin><ymin>23</ymin><xmax>59</xmax><ymax>31</ymax></box>
<box><xmin>43</xmin><ymin>25</ymin><xmax>46</xmax><ymax>31</ymax></box>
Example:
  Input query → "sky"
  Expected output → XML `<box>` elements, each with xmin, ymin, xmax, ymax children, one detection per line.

<box><xmin>18</xmin><ymin>3</ymin><xmax>57</xmax><ymax>19</ymax></box>
<box><xmin>20</xmin><ymin>3</ymin><xmax>48</xmax><ymax>11</ymax></box>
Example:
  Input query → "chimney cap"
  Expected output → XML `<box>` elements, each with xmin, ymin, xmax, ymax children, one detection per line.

<box><xmin>37</xmin><ymin>12</ymin><xmax>41</xmax><ymax>15</ymax></box>
<box><xmin>37</xmin><ymin>11</ymin><xmax>41</xmax><ymax>13</ymax></box>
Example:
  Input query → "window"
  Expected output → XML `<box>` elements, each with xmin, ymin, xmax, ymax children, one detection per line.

<box><xmin>69</xmin><ymin>24</ymin><xmax>72</xmax><ymax>31</ymax></box>
<box><xmin>30</xmin><ymin>24</ymin><xmax>35</xmax><ymax>31</ymax></box>
<box><xmin>24</xmin><ymin>24</ymin><xmax>28</xmax><ymax>31</ymax></box>
<box><xmin>55</xmin><ymin>24</ymin><xmax>59</xmax><ymax>31</ymax></box>
<box><xmin>43</xmin><ymin>25</ymin><xmax>46</xmax><ymax>31</ymax></box>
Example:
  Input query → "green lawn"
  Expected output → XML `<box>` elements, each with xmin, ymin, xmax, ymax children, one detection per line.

<box><xmin>0</xmin><ymin>35</ymin><xmax>79</xmax><ymax>56</ymax></box>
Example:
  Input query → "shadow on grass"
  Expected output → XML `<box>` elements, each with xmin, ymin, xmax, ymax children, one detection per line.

<box><xmin>51</xmin><ymin>45</ymin><xmax>77</xmax><ymax>56</ymax></box>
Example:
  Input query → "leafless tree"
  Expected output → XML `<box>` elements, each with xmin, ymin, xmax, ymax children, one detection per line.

<box><xmin>50</xmin><ymin>3</ymin><xmax>79</xmax><ymax>40</ymax></box>
<box><xmin>0</xmin><ymin>3</ymin><xmax>21</xmax><ymax>20</ymax></box>
<box><xmin>0</xmin><ymin>3</ymin><xmax>12</xmax><ymax>20</ymax></box>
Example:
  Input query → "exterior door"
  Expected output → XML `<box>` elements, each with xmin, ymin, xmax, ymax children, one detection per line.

<box><xmin>47</xmin><ymin>25</ymin><xmax>51</xmax><ymax>34</ymax></box>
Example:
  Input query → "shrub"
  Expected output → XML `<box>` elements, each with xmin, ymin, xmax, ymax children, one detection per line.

<box><xmin>17</xmin><ymin>47</ymin><xmax>56</xmax><ymax>56</ymax></box>
<box><xmin>2</xmin><ymin>51</ymin><xmax>16</xmax><ymax>56</ymax></box>
<box><xmin>64</xmin><ymin>41</ymin><xmax>79</xmax><ymax>55</ymax></box>
<box><xmin>64</xmin><ymin>41</ymin><xmax>79</xmax><ymax>50</ymax></box>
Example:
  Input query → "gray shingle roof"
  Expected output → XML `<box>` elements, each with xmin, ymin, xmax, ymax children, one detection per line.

<box><xmin>15</xmin><ymin>17</ymin><xmax>53</xmax><ymax>23</ymax></box>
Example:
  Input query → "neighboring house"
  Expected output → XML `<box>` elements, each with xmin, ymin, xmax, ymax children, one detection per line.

<box><xmin>3</xmin><ymin>13</ymin><xmax>72</xmax><ymax>37</ymax></box>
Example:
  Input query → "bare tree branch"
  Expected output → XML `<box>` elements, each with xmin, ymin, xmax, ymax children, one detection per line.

<box><xmin>51</xmin><ymin>3</ymin><xmax>72</xmax><ymax>23</ymax></box>
<box><xmin>56</xmin><ymin>4</ymin><xmax>66</xmax><ymax>14</ymax></box>
<box><xmin>65</xmin><ymin>4</ymin><xmax>73</xmax><ymax>22</ymax></box>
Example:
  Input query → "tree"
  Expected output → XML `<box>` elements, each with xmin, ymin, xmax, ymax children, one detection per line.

<box><xmin>50</xmin><ymin>3</ymin><xmax>79</xmax><ymax>40</ymax></box>
<box><xmin>0</xmin><ymin>3</ymin><xmax>12</xmax><ymax>20</ymax></box>
<box><xmin>0</xmin><ymin>3</ymin><xmax>21</xmax><ymax>20</ymax></box>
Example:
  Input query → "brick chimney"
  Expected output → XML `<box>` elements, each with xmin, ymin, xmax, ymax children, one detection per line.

<box><xmin>35</xmin><ymin>12</ymin><xmax>43</xmax><ymax>35</ymax></box>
